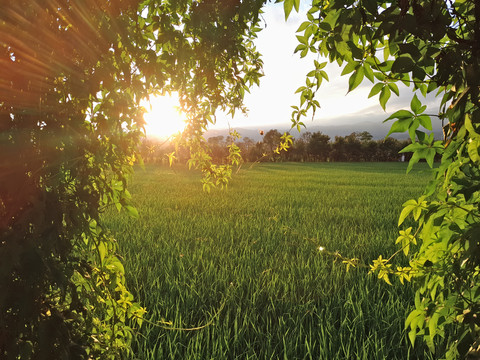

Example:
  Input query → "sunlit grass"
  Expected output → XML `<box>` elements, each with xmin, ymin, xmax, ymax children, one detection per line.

<box><xmin>103</xmin><ymin>162</ymin><xmax>435</xmax><ymax>359</ymax></box>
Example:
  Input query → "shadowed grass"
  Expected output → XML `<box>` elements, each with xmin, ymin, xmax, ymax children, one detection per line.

<box><xmin>103</xmin><ymin>162</ymin><xmax>434</xmax><ymax>359</ymax></box>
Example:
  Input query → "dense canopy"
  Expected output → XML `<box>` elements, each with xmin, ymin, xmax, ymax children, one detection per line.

<box><xmin>1</xmin><ymin>0</ymin><xmax>263</xmax><ymax>357</ymax></box>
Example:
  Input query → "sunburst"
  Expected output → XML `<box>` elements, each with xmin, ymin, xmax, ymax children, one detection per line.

<box><xmin>141</xmin><ymin>94</ymin><xmax>187</xmax><ymax>138</ymax></box>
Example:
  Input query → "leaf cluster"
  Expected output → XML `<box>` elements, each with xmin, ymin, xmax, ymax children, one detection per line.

<box><xmin>0</xmin><ymin>0</ymin><xmax>266</xmax><ymax>358</ymax></box>
<box><xmin>284</xmin><ymin>0</ymin><xmax>480</xmax><ymax>357</ymax></box>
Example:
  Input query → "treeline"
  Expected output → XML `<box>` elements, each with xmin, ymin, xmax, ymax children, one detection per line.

<box><xmin>139</xmin><ymin>129</ymin><xmax>414</xmax><ymax>164</ymax></box>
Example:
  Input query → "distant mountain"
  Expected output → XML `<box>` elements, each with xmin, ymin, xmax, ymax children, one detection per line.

<box><xmin>205</xmin><ymin>120</ymin><xmax>444</xmax><ymax>142</ymax></box>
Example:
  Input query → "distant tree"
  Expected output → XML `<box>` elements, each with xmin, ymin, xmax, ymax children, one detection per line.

<box><xmin>207</xmin><ymin>135</ymin><xmax>225</xmax><ymax>147</ymax></box>
<box><xmin>290</xmin><ymin>137</ymin><xmax>308</xmax><ymax>162</ymax></box>
<box><xmin>357</xmin><ymin>131</ymin><xmax>373</xmax><ymax>143</ymax></box>
<box><xmin>249</xmin><ymin>141</ymin><xmax>266</xmax><ymax>162</ymax></box>
<box><xmin>330</xmin><ymin>136</ymin><xmax>347</xmax><ymax>162</ymax></box>
<box><xmin>238</xmin><ymin>136</ymin><xmax>256</xmax><ymax>162</ymax></box>
<box><xmin>361</xmin><ymin>139</ymin><xmax>378</xmax><ymax>162</ymax></box>
<box><xmin>377</xmin><ymin>138</ymin><xmax>405</xmax><ymax>162</ymax></box>
<box><xmin>307</xmin><ymin>131</ymin><xmax>330</xmax><ymax>161</ymax></box>
<box><xmin>291</xmin><ymin>131</ymin><xmax>312</xmax><ymax>161</ymax></box>
<box><xmin>344</xmin><ymin>132</ymin><xmax>362</xmax><ymax>161</ymax></box>
<box><xmin>242</xmin><ymin>136</ymin><xmax>255</xmax><ymax>149</ymax></box>
<box><xmin>300</xmin><ymin>131</ymin><xmax>312</xmax><ymax>143</ymax></box>
<box><xmin>356</xmin><ymin>131</ymin><xmax>375</xmax><ymax>161</ymax></box>
<box><xmin>262</xmin><ymin>129</ymin><xmax>282</xmax><ymax>160</ymax></box>
<box><xmin>208</xmin><ymin>136</ymin><xmax>228</xmax><ymax>163</ymax></box>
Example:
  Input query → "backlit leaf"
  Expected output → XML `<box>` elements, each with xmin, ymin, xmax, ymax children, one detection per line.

<box><xmin>284</xmin><ymin>0</ymin><xmax>294</xmax><ymax>20</ymax></box>
<box><xmin>368</xmin><ymin>83</ymin><xmax>383</xmax><ymax>98</ymax></box>
<box><xmin>379</xmin><ymin>86</ymin><xmax>391</xmax><ymax>110</ymax></box>
<box><xmin>410</xmin><ymin>94</ymin><xmax>422</xmax><ymax>114</ymax></box>
<box><xmin>348</xmin><ymin>67</ymin><xmax>364</xmax><ymax>92</ymax></box>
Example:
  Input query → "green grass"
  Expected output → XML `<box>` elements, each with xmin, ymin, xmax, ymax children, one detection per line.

<box><xmin>103</xmin><ymin>162</ymin><xmax>435</xmax><ymax>359</ymax></box>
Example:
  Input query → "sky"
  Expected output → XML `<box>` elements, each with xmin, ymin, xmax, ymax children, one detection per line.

<box><xmin>210</xmin><ymin>2</ymin><xmax>442</xmax><ymax>133</ymax></box>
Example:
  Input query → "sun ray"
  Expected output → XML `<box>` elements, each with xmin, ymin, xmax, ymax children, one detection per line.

<box><xmin>141</xmin><ymin>94</ymin><xmax>187</xmax><ymax>139</ymax></box>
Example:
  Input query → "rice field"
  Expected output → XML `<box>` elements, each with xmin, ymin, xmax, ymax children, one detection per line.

<box><xmin>103</xmin><ymin>162</ymin><xmax>435</xmax><ymax>359</ymax></box>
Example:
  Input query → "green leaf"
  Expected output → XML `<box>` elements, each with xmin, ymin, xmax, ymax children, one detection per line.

<box><xmin>363</xmin><ymin>0</ymin><xmax>377</xmax><ymax>14</ymax></box>
<box><xmin>318</xmin><ymin>22</ymin><xmax>331</xmax><ymax>32</ymax></box>
<box><xmin>294</xmin><ymin>0</ymin><xmax>300</xmax><ymax>12</ymax></box>
<box><xmin>387</xmin><ymin>118</ymin><xmax>411</xmax><ymax>137</ymax></box>
<box><xmin>467</xmin><ymin>138</ymin><xmax>480</xmax><ymax>163</ymax></box>
<box><xmin>425</xmin><ymin>148</ymin><xmax>436</xmax><ymax>167</ymax></box>
<box><xmin>107</xmin><ymin>257</ymin><xmax>125</xmax><ymax>275</ymax></box>
<box><xmin>428</xmin><ymin>312</ymin><xmax>440</xmax><ymax>340</ymax></box>
<box><xmin>408</xmin><ymin>118</ymin><xmax>420</xmax><ymax>142</ymax></box>
<box><xmin>341</xmin><ymin>61</ymin><xmax>357</xmax><ymax>76</ymax></box>
<box><xmin>388</xmin><ymin>82</ymin><xmax>400</xmax><ymax>96</ymax></box>
<box><xmin>406</xmin><ymin>148</ymin><xmax>428</xmax><ymax>173</ymax></box>
<box><xmin>405</xmin><ymin>309</ymin><xmax>425</xmax><ymax>345</ymax></box>
<box><xmin>465</xmin><ymin>114</ymin><xmax>480</xmax><ymax>139</ymax></box>
<box><xmin>399</xmin><ymin>202</ymin><xmax>416</xmax><ymax>225</ymax></box>
<box><xmin>416</xmin><ymin>130</ymin><xmax>427</xmax><ymax>143</ymax></box>
<box><xmin>296</xmin><ymin>34</ymin><xmax>308</xmax><ymax>45</ymax></box>
<box><xmin>385</xmin><ymin>109</ymin><xmax>414</xmax><ymax>121</ymax></box>
<box><xmin>368</xmin><ymin>83</ymin><xmax>383</xmax><ymax>98</ymax></box>
<box><xmin>348</xmin><ymin>41</ymin><xmax>364</xmax><ymax>60</ymax></box>
<box><xmin>323</xmin><ymin>9</ymin><xmax>341</xmax><ymax>28</ymax></box>
<box><xmin>419</xmin><ymin>83</ymin><xmax>428</xmax><ymax>97</ymax></box>
<box><xmin>295</xmin><ymin>86</ymin><xmax>306</xmax><ymax>94</ymax></box>
<box><xmin>297</xmin><ymin>21</ymin><xmax>310</xmax><ymax>32</ymax></box>
<box><xmin>410</xmin><ymin>94</ymin><xmax>422</xmax><ymax>114</ymax></box>
<box><xmin>418</xmin><ymin>115</ymin><xmax>432</xmax><ymax>130</ymax></box>
<box><xmin>294</xmin><ymin>44</ymin><xmax>307</xmax><ymax>53</ymax></box>
<box><xmin>395</xmin><ymin>227</ymin><xmax>414</xmax><ymax>255</ymax></box>
<box><xmin>315</xmin><ymin>60</ymin><xmax>327</xmax><ymax>69</ymax></box>
<box><xmin>335</xmin><ymin>40</ymin><xmax>349</xmax><ymax>56</ymax></box>
<box><xmin>284</xmin><ymin>0</ymin><xmax>294</xmax><ymax>20</ymax></box>
<box><xmin>379</xmin><ymin>86</ymin><xmax>391</xmax><ymax>110</ymax></box>
<box><xmin>383</xmin><ymin>44</ymin><xmax>390</xmax><ymax>62</ymax></box>
<box><xmin>392</xmin><ymin>56</ymin><xmax>415</xmax><ymax>73</ymax></box>
<box><xmin>399</xmin><ymin>142</ymin><xmax>424</xmax><ymax>153</ymax></box>
<box><xmin>405</xmin><ymin>156</ymin><xmax>417</xmax><ymax>173</ymax></box>
<box><xmin>373</xmin><ymin>72</ymin><xmax>385</xmax><ymax>81</ymax></box>
<box><xmin>364</xmin><ymin>63</ymin><xmax>374</xmax><ymax>82</ymax></box>
<box><xmin>97</xmin><ymin>241</ymin><xmax>107</xmax><ymax>263</ymax></box>
<box><xmin>124</xmin><ymin>205</ymin><xmax>139</xmax><ymax>219</ymax></box>
<box><xmin>348</xmin><ymin>67</ymin><xmax>364</xmax><ymax>92</ymax></box>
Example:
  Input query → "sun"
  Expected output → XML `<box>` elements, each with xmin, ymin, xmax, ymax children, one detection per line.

<box><xmin>141</xmin><ymin>93</ymin><xmax>187</xmax><ymax>139</ymax></box>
